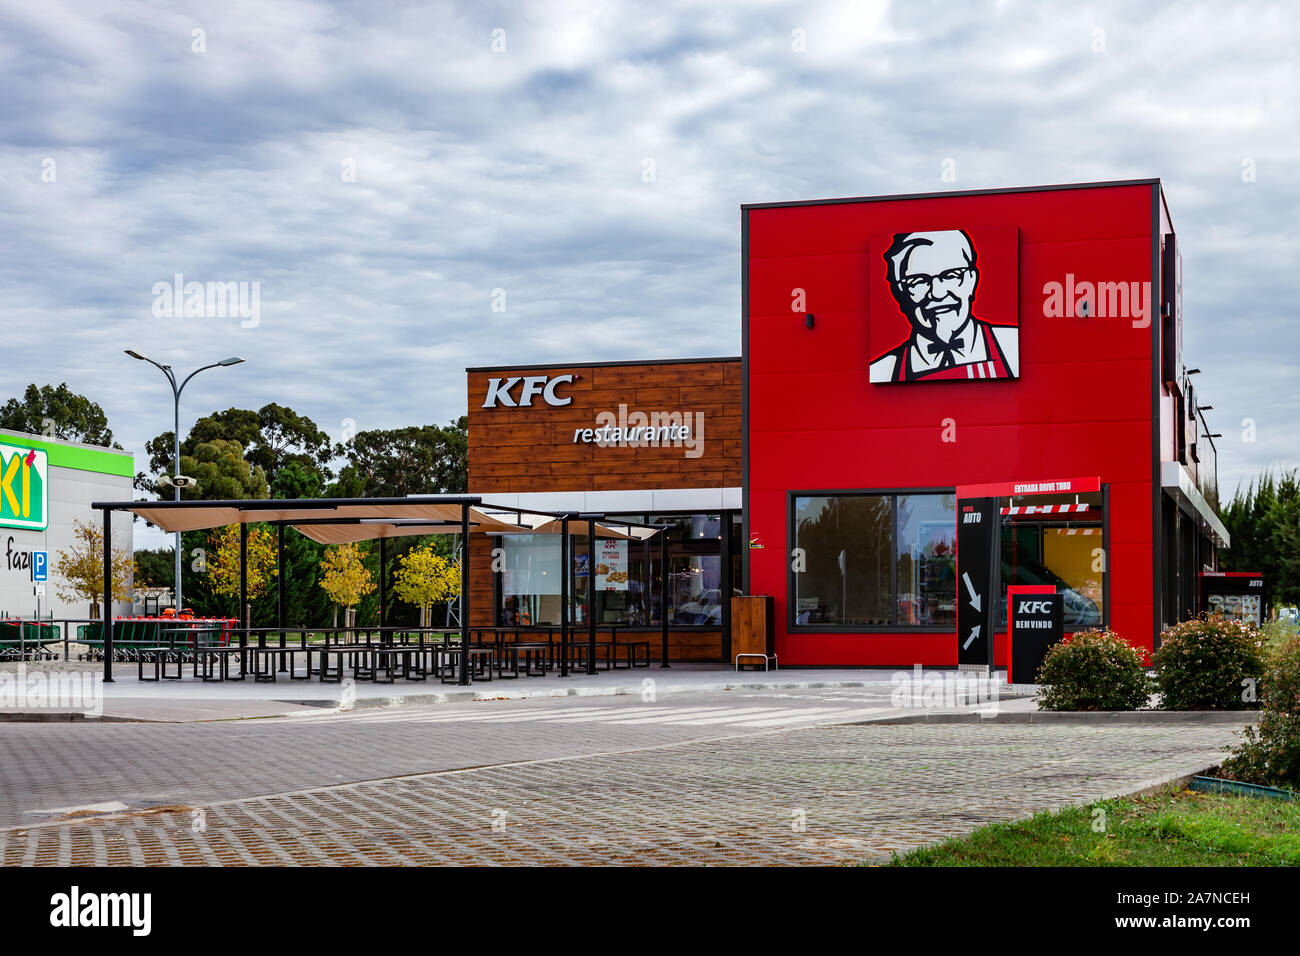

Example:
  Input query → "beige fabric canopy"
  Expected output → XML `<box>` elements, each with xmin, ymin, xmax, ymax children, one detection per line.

<box><xmin>118</xmin><ymin>499</ymin><xmax>662</xmax><ymax>544</ymax></box>
<box><xmin>125</xmin><ymin>501</ymin><xmax>527</xmax><ymax>536</ymax></box>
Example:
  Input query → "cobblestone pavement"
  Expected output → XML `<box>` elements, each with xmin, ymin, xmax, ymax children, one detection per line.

<box><xmin>0</xmin><ymin>688</ymin><xmax>912</xmax><ymax>827</ymax></box>
<box><xmin>0</xmin><ymin>721</ymin><xmax>1243</xmax><ymax>866</ymax></box>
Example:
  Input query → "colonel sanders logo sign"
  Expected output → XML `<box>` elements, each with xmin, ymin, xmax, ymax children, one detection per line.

<box><xmin>869</xmin><ymin>229</ymin><xmax>1020</xmax><ymax>383</ymax></box>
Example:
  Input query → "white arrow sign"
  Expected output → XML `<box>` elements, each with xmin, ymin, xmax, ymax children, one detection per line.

<box><xmin>962</xmin><ymin>572</ymin><xmax>982</xmax><ymax>612</ymax></box>
<box><xmin>962</xmin><ymin>624</ymin><xmax>981</xmax><ymax>650</ymax></box>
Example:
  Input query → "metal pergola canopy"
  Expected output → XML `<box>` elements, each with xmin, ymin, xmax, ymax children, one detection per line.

<box><xmin>89</xmin><ymin>496</ymin><xmax>667</xmax><ymax>686</ymax></box>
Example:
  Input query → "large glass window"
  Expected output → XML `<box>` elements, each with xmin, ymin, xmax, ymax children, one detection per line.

<box><xmin>500</xmin><ymin>534</ymin><xmax>563</xmax><ymax>625</ymax></box>
<box><xmin>792</xmin><ymin>493</ymin><xmax>956</xmax><ymax>628</ymax></box>
<box><xmin>497</xmin><ymin>513</ymin><xmax>737</xmax><ymax>628</ymax></box>
<box><xmin>896</xmin><ymin>494</ymin><xmax>958</xmax><ymax>627</ymax></box>
<box><xmin>999</xmin><ymin>491</ymin><xmax>1105</xmax><ymax>629</ymax></box>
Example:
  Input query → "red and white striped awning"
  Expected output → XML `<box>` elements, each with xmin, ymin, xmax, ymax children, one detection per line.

<box><xmin>1000</xmin><ymin>503</ymin><xmax>1092</xmax><ymax>515</ymax></box>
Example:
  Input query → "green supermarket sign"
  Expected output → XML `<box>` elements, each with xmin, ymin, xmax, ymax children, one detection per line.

<box><xmin>0</xmin><ymin>440</ymin><xmax>48</xmax><ymax>531</ymax></box>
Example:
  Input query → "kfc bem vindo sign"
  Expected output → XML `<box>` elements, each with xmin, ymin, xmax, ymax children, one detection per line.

<box><xmin>869</xmin><ymin>228</ymin><xmax>1019</xmax><ymax>383</ymax></box>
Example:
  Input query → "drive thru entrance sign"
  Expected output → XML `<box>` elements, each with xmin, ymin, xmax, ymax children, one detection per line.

<box><xmin>955</xmin><ymin>476</ymin><xmax>1100</xmax><ymax>670</ymax></box>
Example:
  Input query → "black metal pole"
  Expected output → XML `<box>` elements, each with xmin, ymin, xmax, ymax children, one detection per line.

<box><xmin>642</xmin><ymin>536</ymin><xmax>650</xmax><ymax>625</ymax></box>
<box><xmin>586</xmin><ymin>518</ymin><xmax>597</xmax><ymax>675</ymax></box>
<box><xmin>102</xmin><ymin>507</ymin><xmax>113</xmax><ymax>682</ymax></box>
<box><xmin>721</xmin><ymin>510</ymin><xmax>732</xmax><ymax>664</ymax></box>
<box><xmin>277</xmin><ymin>522</ymin><xmax>286</xmax><ymax>671</ymax></box>
<box><xmin>378</xmin><ymin>535</ymin><xmax>387</xmax><ymax>629</ymax></box>
<box><xmin>458</xmin><ymin>504</ymin><xmax>470</xmax><ymax>685</ymax></box>
<box><xmin>660</xmin><ymin>527</ymin><xmax>670</xmax><ymax>668</ymax></box>
<box><xmin>559</xmin><ymin>516</ymin><xmax>570</xmax><ymax>677</ymax></box>
<box><xmin>240</xmin><ymin>523</ymin><xmax>251</xmax><ymax>667</ymax></box>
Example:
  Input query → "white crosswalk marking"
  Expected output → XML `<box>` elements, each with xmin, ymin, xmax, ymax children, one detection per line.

<box><xmin>606</xmin><ymin>706</ymin><xmax>784</xmax><ymax>725</ymax></box>
<box><xmin>274</xmin><ymin>701</ymin><xmax>885</xmax><ymax>729</ymax></box>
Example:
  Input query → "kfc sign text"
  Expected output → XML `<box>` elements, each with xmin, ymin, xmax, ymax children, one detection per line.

<box><xmin>1018</xmin><ymin>601</ymin><xmax>1054</xmax><ymax>615</ymax></box>
<box><xmin>482</xmin><ymin>375</ymin><xmax>574</xmax><ymax>408</ymax></box>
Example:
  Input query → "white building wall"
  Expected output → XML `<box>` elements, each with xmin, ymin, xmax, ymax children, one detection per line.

<box><xmin>0</xmin><ymin>439</ymin><xmax>134</xmax><ymax>623</ymax></box>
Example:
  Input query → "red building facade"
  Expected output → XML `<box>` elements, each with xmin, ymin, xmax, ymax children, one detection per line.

<box><xmin>742</xmin><ymin>180</ymin><xmax>1225</xmax><ymax>667</ymax></box>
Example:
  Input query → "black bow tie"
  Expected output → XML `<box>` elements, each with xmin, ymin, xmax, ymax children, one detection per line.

<box><xmin>925</xmin><ymin>338</ymin><xmax>964</xmax><ymax>368</ymax></box>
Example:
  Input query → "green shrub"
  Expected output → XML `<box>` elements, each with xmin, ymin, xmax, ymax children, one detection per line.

<box><xmin>1036</xmin><ymin>628</ymin><xmax>1151</xmax><ymax>711</ymax></box>
<box><xmin>1153</xmin><ymin>614</ymin><xmax>1267</xmax><ymax>711</ymax></box>
<box><xmin>1222</xmin><ymin>634</ymin><xmax>1300</xmax><ymax>790</ymax></box>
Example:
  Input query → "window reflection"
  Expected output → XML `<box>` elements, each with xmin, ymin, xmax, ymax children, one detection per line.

<box><xmin>498</xmin><ymin>513</ymin><xmax>733</xmax><ymax>628</ymax></box>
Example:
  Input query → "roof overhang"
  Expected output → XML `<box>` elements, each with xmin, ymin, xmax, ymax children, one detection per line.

<box><xmin>1161</xmin><ymin>461</ymin><xmax>1230</xmax><ymax>548</ymax></box>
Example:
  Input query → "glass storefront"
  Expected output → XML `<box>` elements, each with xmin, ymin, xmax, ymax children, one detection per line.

<box><xmin>496</xmin><ymin>512</ymin><xmax>741</xmax><ymax>628</ymax></box>
<box><xmin>791</xmin><ymin>493</ymin><xmax>957</xmax><ymax>627</ymax></box>
<box><xmin>792</xmin><ymin>489</ymin><xmax>1107</xmax><ymax>632</ymax></box>
<box><xmin>998</xmin><ymin>490</ymin><xmax>1106</xmax><ymax>629</ymax></box>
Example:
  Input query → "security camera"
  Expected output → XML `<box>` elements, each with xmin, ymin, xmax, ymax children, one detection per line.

<box><xmin>171</xmin><ymin>475</ymin><xmax>196</xmax><ymax>488</ymax></box>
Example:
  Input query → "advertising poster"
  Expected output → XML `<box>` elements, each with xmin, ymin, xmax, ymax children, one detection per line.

<box><xmin>595</xmin><ymin>539</ymin><xmax>628</xmax><ymax>591</ymax></box>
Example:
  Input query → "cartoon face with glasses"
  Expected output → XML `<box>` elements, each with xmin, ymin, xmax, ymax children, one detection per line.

<box><xmin>869</xmin><ymin>229</ymin><xmax>1019</xmax><ymax>383</ymax></box>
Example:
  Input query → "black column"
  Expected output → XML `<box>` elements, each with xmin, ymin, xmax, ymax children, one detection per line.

<box><xmin>660</xmin><ymin>528</ymin><xmax>670</xmax><ymax>668</ymax></box>
<box><xmin>721</xmin><ymin>510</ymin><xmax>733</xmax><ymax>664</ymax></box>
<box><xmin>277</xmin><ymin>522</ymin><xmax>286</xmax><ymax>670</ymax></box>
<box><xmin>587</xmin><ymin>518</ymin><xmax>598</xmax><ymax>675</ymax></box>
<box><xmin>102</xmin><ymin>507</ymin><xmax>113</xmax><ymax>683</ymax></box>
<box><xmin>378</xmin><ymin>535</ymin><xmax>387</xmax><ymax>629</ymax></box>
<box><xmin>560</xmin><ymin>516</ymin><xmax>570</xmax><ymax>678</ymax></box>
<box><xmin>240</xmin><ymin>523</ymin><xmax>250</xmax><ymax>659</ymax></box>
<box><xmin>458</xmin><ymin>504</ymin><xmax>471</xmax><ymax>685</ymax></box>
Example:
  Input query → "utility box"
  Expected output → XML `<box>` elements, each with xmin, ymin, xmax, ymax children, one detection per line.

<box><xmin>731</xmin><ymin>596</ymin><xmax>775</xmax><ymax>660</ymax></box>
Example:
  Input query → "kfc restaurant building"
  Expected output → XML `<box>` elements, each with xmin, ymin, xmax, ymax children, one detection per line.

<box><xmin>464</xmin><ymin>179</ymin><xmax>1227</xmax><ymax>668</ymax></box>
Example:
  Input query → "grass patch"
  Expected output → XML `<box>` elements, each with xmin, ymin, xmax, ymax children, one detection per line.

<box><xmin>884</xmin><ymin>786</ymin><xmax>1300</xmax><ymax>866</ymax></box>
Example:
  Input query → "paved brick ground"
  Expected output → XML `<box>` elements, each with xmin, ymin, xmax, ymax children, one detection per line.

<box><xmin>0</xmin><ymin>690</ymin><xmax>903</xmax><ymax>827</ymax></box>
<box><xmin>0</xmin><ymin>722</ymin><xmax>1243</xmax><ymax>866</ymax></box>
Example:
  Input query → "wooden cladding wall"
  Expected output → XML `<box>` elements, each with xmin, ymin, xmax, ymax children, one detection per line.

<box><xmin>467</xmin><ymin>359</ymin><xmax>742</xmax><ymax>494</ymax></box>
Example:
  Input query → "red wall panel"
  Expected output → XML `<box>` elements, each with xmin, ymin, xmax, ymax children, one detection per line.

<box><xmin>744</xmin><ymin>183</ymin><xmax>1159</xmax><ymax>665</ymax></box>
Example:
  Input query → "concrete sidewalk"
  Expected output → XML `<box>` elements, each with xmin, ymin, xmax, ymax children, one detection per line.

<box><xmin>0</xmin><ymin>663</ymin><xmax>1034</xmax><ymax>723</ymax></box>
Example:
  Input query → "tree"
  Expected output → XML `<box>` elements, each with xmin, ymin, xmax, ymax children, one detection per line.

<box><xmin>204</xmin><ymin>524</ymin><xmax>279</xmax><ymax>615</ymax></box>
<box><xmin>1222</xmin><ymin>469</ymin><xmax>1300</xmax><ymax>607</ymax></box>
<box><xmin>137</xmin><ymin>404</ymin><xmax>332</xmax><ymax>495</ymax></box>
<box><xmin>392</xmin><ymin>543</ymin><xmax>461</xmax><ymax>625</ymax></box>
<box><xmin>54</xmin><ymin>519</ymin><xmax>132</xmax><ymax>614</ymax></box>
<box><xmin>182</xmin><ymin>439</ymin><xmax>270</xmax><ymax>500</ymax></box>
<box><xmin>132</xmin><ymin>548</ymin><xmax>174</xmax><ymax>588</ymax></box>
<box><xmin>319</xmin><ymin>543</ymin><xmax>376</xmax><ymax>625</ymax></box>
<box><xmin>248</xmin><ymin>403</ymin><xmax>333</xmax><ymax>480</ymax></box>
<box><xmin>329</xmin><ymin>418</ymin><xmax>467</xmax><ymax>498</ymax></box>
<box><xmin>270</xmin><ymin>459</ymin><xmax>324</xmax><ymax>501</ymax></box>
<box><xmin>0</xmin><ymin>384</ymin><xmax>120</xmax><ymax>447</ymax></box>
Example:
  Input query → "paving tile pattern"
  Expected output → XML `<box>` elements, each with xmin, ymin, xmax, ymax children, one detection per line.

<box><xmin>0</xmin><ymin>722</ymin><xmax>1243</xmax><ymax>866</ymax></box>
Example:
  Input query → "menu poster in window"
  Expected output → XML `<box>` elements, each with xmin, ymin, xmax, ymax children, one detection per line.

<box><xmin>595</xmin><ymin>539</ymin><xmax>629</xmax><ymax>591</ymax></box>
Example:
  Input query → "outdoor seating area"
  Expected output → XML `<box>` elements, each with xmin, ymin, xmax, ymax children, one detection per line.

<box><xmin>84</xmin><ymin>495</ymin><xmax>671</xmax><ymax>687</ymax></box>
<box><xmin>114</xmin><ymin>622</ymin><xmax>653</xmax><ymax>685</ymax></box>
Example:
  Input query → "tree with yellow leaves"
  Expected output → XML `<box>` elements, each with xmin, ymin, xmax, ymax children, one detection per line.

<box><xmin>392</xmin><ymin>543</ymin><xmax>461</xmax><ymax>626</ymax></box>
<box><xmin>54</xmin><ymin>519</ymin><xmax>133</xmax><ymax>616</ymax></box>
<box><xmin>319</xmin><ymin>542</ymin><xmax>375</xmax><ymax>627</ymax></box>
<box><xmin>205</xmin><ymin>524</ymin><xmax>278</xmax><ymax>617</ymax></box>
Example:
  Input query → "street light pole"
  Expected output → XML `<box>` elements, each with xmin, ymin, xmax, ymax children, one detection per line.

<box><xmin>125</xmin><ymin>351</ymin><xmax>244</xmax><ymax>614</ymax></box>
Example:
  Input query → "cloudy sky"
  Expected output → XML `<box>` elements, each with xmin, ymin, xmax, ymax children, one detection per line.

<box><xmin>1</xmin><ymin>0</ymin><xmax>1296</xmax><ymax>548</ymax></box>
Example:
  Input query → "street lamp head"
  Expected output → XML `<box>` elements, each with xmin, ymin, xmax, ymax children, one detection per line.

<box><xmin>217</xmin><ymin>356</ymin><xmax>245</xmax><ymax>367</ymax></box>
<box><xmin>124</xmin><ymin>349</ymin><xmax>148</xmax><ymax>361</ymax></box>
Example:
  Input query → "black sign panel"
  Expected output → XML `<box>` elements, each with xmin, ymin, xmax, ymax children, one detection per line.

<box><xmin>1009</xmin><ymin>593</ymin><xmax>1064</xmax><ymax>684</ymax></box>
<box><xmin>956</xmin><ymin>496</ymin><xmax>998</xmax><ymax>667</ymax></box>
